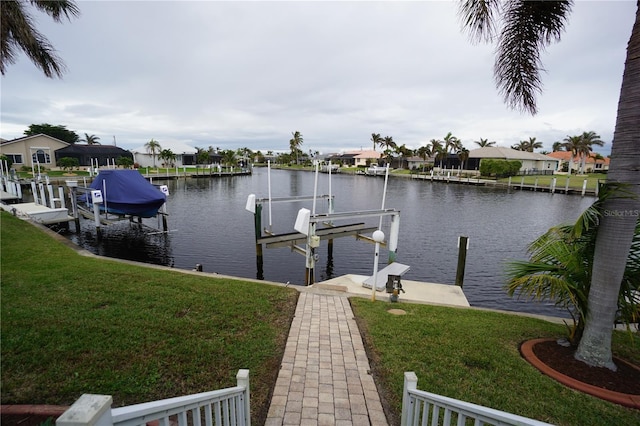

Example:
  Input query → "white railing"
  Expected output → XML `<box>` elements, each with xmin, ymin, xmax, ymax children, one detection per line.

<box><xmin>401</xmin><ymin>372</ymin><xmax>553</xmax><ymax>426</ymax></box>
<box><xmin>57</xmin><ymin>370</ymin><xmax>250</xmax><ymax>426</ymax></box>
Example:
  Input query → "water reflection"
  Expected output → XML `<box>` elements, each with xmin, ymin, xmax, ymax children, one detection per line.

<box><xmin>62</xmin><ymin>168</ymin><xmax>594</xmax><ymax>317</ymax></box>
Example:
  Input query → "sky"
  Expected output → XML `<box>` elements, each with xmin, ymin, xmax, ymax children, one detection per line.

<box><xmin>1</xmin><ymin>0</ymin><xmax>636</xmax><ymax>155</ymax></box>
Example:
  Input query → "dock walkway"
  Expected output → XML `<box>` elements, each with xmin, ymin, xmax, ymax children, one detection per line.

<box><xmin>265</xmin><ymin>275</ymin><xmax>469</xmax><ymax>425</ymax></box>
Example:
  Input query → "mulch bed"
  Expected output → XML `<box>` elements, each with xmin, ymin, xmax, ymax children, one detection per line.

<box><xmin>532</xmin><ymin>339</ymin><xmax>640</xmax><ymax>395</ymax></box>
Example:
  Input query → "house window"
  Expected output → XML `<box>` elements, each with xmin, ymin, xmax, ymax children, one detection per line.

<box><xmin>32</xmin><ymin>149</ymin><xmax>51</xmax><ymax>164</ymax></box>
<box><xmin>5</xmin><ymin>154</ymin><xmax>23</xmax><ymax>164</ymax></box>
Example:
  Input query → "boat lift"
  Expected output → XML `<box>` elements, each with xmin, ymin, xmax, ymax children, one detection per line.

<box><xmin>246</xmin><ymin>161</ymin><xmax>401</xmax><ymax>285</ymax></box>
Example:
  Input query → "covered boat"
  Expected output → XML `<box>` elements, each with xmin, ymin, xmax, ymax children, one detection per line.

<box><xmin>87</xmin><ymin>169</ymin><xmax>166</xmax><ymax>217</ymax></box>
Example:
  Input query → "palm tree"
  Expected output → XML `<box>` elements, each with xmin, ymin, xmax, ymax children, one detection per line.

<box><xmin>506</xmin><ymin>195</ymin><xmax>639</xmax><ymax>346</ymax></box>
<box><xmin>552</xmin><ymin>141</ymin><xmax>564</xmax><ymax>152</ymax></box>
<box><xmin>370</xmin><ymin>133</ymin><xmax>383</xmax><ymax>151</ymax></box>
<box><xmin>526</xmin><ymin>137</ymin><xmax>543</xmax><ymax>152</ymax></box>
<box><xmin>577</xmin><ymin>131</ymin><xmax>605</xmax><ymax>173</ymax></box>
<box><xmin>416</xmin><ymin>144</ymin><xmax>432</xmax><ymax>173</ymax></box>
<box><xmin>381</xmin><ymin>136</ymin><xmax>396</xmax><ymax>163</ymax></box>
<box><xmin>158</xmin><ymin>149</ymin><xmax>176</xmax><ymax>168</ymax></box>
<box><xmin>460</xmin><ymin>0</ymin><xmax>640</xmax><ymax>369</ymax></box>
<box><xmin>562</xmin><ymin>135</ymin><xmax>581</xmax><ymax>175</ymax></box>
<box><xmin>475</xmin><ymin>138</ymin><xmax>496</xmax><ymax>148</ymax></box>
<box><xmin>81</xmin><ymin>133</ymin><xmax>100</xmax><ymax>145</ymax></box>
<box><xmin>443</xmin><ymin>132</ymin><xmax>460</xmax><ymax>154</ymax></box>
<box><xmin>457</xmin><ymin>146</ymin><xmax>470</xmax><ymax>170</ymax></box>
<box><xmin>289</xmin><ymin>131</ymin><xmax>303</xmax><ymax>165</ymax></box>
<box><xmin>144</xmin><ymin>139</ymin><xmax>161</xmax><ymax>167</ymax></box>
<box><xmin>1</xmin><ymin>0</ymin><xmax>80</xmax><ymax>77</ymax></box>
<box><xmin>222</xmin><ymin>149</ymin><xmax>237</xmax><ymax>169</ymax></box>
<box><xmin>431</xmin><ymin>139</ymin><xmax>447</xmax><ymax>170</ymax></box>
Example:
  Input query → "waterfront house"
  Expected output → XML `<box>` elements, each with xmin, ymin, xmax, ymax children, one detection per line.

<box><xmin>130</xmin><ymin>140</ymin><xmax>222</xmax><ymax>167</ymax></box>
<box><xmin>55</xmin><ymin>144</ymin><xmax>133</xmax><ymax>167</ymax></box>
<box><xmin>466</xmin><ymin>147</ymin><xmax>559</xmax><ymax>174</ymax></box>
<box><xmin>0</xmin><ymin>134</ymin><xmax>69</xmax><ymax>170</ymax></box>
<box><xmin>327</xmin><ymin>150</ymin><xmax>382</xmax><ymax>167</ymax></box>
<box><xmin>547</xmin><ymin>151</ymin><xmax>610</xmax><ymax>173</ymax></box>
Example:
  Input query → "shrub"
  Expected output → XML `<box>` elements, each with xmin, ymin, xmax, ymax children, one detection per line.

<box><xmin>58</xmin><ymin>157</ymin><xmax>79</xmax><ymax>171</ymax></box>
<box><xmin>479</xmin><ymin>159</ymin><xmax>522</xmax><ymax>177</ymax></box>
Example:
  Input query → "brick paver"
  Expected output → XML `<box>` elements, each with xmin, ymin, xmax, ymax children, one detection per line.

<box><xmin>266</xmin><ymin>293</ymin><xmax>388</xmax><ymax>425</ymax></box>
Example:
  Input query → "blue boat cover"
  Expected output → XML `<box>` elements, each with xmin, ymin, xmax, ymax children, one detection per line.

<box><xmin>88</xmin><ymin>170</ymin><xmax>166</xmax><ymax>217</ymax></box>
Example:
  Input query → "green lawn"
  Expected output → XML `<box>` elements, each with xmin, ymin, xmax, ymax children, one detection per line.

<box><xmin>497</xmin><ymin>174</ymin><xmax>604</xmax><ymax>191</ymax></box>
<box><xmin>0</xmin><ymin>212</ymin><xmax>298</xmax><ymax>424</ymax></box>
<box><xmin>351</xmin><ymin>299</ymin><xmax>640</xmax><ymax>426</ymax></box>
<box><xmin>2</xmin><ymin>212</ymin><xmax>639</xmax><ymax>426</ymax></box>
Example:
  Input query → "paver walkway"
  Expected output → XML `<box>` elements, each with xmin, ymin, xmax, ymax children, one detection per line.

<box><xmin>265</xmin><ymin>292</ymin><xmax>388</xmax><ymax>426</ymax></box>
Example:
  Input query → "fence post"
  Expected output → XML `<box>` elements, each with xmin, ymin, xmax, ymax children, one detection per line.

<box><xmin>401</xmin><ymin>372</ymin><xmax>418</xmax><ymax>426</ymax></box>
<box><xmin>236</xmin><ymin>369</ymin><xmax>251</xmax><ymax>426</ymax></box>
<box><xmin>455</xmin><ymin>236</ymin><xmax>469</xmax><ymax>288</ymax></box>
<box><xmin>57</xmin><ymin>394</ymin><xmax>113</xmax><ymax>426</ymax></box>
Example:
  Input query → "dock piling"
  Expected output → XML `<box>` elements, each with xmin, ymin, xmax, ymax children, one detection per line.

<box><xmin>455</xmin><ymin>236</ymin><xmax>469</xmax><ymax>288</ymax></box>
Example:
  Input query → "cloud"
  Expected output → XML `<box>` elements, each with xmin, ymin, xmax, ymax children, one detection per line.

<box><xmin>1</xmin><ymin>0</ymin><xmax>635</xmax><ymax>155</ymax></box>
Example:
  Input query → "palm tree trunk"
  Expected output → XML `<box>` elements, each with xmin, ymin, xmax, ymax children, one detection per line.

<box><xmin>575</xmin><ymin>4</ymin><xmax>640</xmax><ymax>369</ymax></box>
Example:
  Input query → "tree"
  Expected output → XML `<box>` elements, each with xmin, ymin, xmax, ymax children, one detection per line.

<box><xmin>577</xmin><ymin>131</ymin><xmax>605</xmax><ymax>173</ymax></box>
<box><xmin>475</xmin><ymin>138</ymin><xmax>496</xmax><ymax>147</ymax></box>
<box><xmin>81</xmin><ymin>133</ymin><xmax>100</xmax><ymax>145</ymax></box>
<box><xmin>370</xmin><ymin>133</ymin><xmax>383</xmax><ymax>151</ymax></box>
<box><xmin>460</xmin><ymin>0</ymin><xmax>640</xmax><ymax>369</ymax></box>
<box><xmin>443</xmin><ymin>132</ymin><xmax>460</xmax><ymax>154</ymax></box>
<box><xmin>222</xmin><ymin>149</ymin><xmax>237</xmax><ymax>168</ymax></box>
<box><xmin>512</xmin><ymin>137</ymin><xmax>542</xmax><ymax>152</ymax></box>
<box><xmin>457</xmin><ymin>146</ymin><xmax>470</xmax><ymax>170</ymax></box>
<box><xmin>24</xmin><ymin>123</ymin><xmax>79</xmax><ymax>143</ymax></box>
<box><xmin>289</xmin><ymin>131</ymin><xmax>303</xmax><ymax>165</ymax></box>
<box><xmin>552</xmin><ymin>141</ymin><xmax>564</xmax><ymax>152</ymax></box>
<box><xmin>144</xmin><ymin>139</ymin><xmax>161</xmax><ymax>167</ymax></box>
<box><xmin>431</xmin><ymin>139</ymin><xmax>446</xmax><ymax>169</ymax></box>
<box><xmin>416</xmin><ymin>144</ymin><xmax>432</xmax><ymax>173</ymax></box>
<box><xmin>195</xmin><ymin>147</ymin><xmax>210</xmax><ymax>164</ymax></box>
<box><xmin>506</xmin><ymin>195</ymin><xmax>639</xmax><ymax>346</ymax></box>
<box><xmin>58</xmin><ymin>156</ymin><xmax>78</xmax><ymax>171</ymax></box>
<box><xmin>1</xmin><ymin>0</ymin><xmax>80</xmax><ymax>77</ymax></box>
<box><xmin>381</xmin><ymin>136</ymin><xmax>397</xmax><ymax>163</ymax></box>
<box><xmin>116</xmin><ymin>156</ymin><xmax>133</xmax><ymax>169</ymax></box>
<box><xmin>562</xmin><ymin>135</ymin><xmax>582</xmax><ymax>175</ymax></box>
<box><xmin>158</xmin><ymin>149</ymin><xmax>176</xmax><ymax>168</ymax></box>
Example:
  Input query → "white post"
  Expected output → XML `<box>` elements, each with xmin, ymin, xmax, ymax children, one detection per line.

<box><xmin>379</xmin><ymin>164</ymin><xmax>390</xmax><ymax>230</ymax></box>
<box><xmin>312</xmin><ymin>160</ymin><xmax>319</xmax><ymax>215</ymax></box>
<box><xmin>267</xmin><ymin>160</ymin><xmax>273</xmax><ymax>230</ymax></box>
<box><xmin>31</xmin><ymin>181</ymin><xmax>39</xmax><ymax>204</ymax></box>
<box><xmin>534</xmin><ymin>178</ymin><xmax>538</xmax><ymax>191</ymax></box>
<box><xmin>38</xmin><ymin>183</ymin><xmax>47</xmax><ymax>206</ymax></box>
<box><xmin>59</xmin><ymin>187</ymin><xmax>66</xmax><ymax>209</ymax></box>
<box><xmin>508</xmin><ymin>176</ymin><xmax>512</xmax><ymax>188</ymax></box>
<box><xmin>236</xmin><ymin>369</ymin><xmax>251</xmax><ymax>426</ymax></box>
<box><xmin>565</xmin><ymin>177</ymin><xmax>570</xmax><ymax>194</ymax></box>
<box><xmin>47</xmin><ymin>184</ymin><xmax>56</xmax><ymax>208</ymax></box>
<box><xmin>57</xmin><ymin>394</ymin><xmax>113</xmax><ymax>426</ymax></box>
<box><xmin>371</xmin><ymin>230</ymin><xmax>385</xmax><ymax>302</ymax></box>
<box><xmin>388</xmin><ymin>213</ymin><xmax>400</xmax><ymax>264</ymax></box>
<box><xmin>401</xmin><ymin>372</ymin><xmax>418</xmax><ymax>426</ymax></box>
<box><xmin>551</xmin><ymin>178</ymin><xmax>556</xmax><ymax>194</ymax></box>
<box><xmin>582</xmin><ymin>179</ymin><xmax>587</xmax><ymax>196</ymax></box>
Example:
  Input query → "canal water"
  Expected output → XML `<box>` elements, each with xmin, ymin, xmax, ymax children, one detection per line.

<box><xmin>66</xmin><ymin>168</ymin><xmax>594</xmax><ymax>317</ymax></box>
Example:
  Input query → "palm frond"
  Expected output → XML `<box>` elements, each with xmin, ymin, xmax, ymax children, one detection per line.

<box><xmin>458</xmin><ymin>0</ymin><xmax>500</xmax><ymax>43</ymax></box>
<box><xmin>494</xmin><ymin>1</ymin><xmax>573</xmax><ymax>114</ymax></box>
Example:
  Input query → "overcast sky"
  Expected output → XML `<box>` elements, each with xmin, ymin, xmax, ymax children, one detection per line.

<box><xmin>1</xmin><ymin>1</ymin><xmax>636</xmax><ymax>155</ymax></box>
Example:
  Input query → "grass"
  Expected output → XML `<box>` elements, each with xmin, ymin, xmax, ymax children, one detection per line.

<box><xmin>350</xmin><ymin>299</ymin><xmax>640</xmax><ymax>426</ymax></box>
<box><xmin>497</xmin><ymin>174</ymin><xmax>604</xmax><ymax>190</ymax></box>
<box><xmin>3</xmin><ymin>212</ymin><xmax>639</xmax><ymax>426</ymax></box>
<box><xmin>0</xmin><ymin>212</ymin><xmax>299</xmax><ymax>424</ymax></box>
